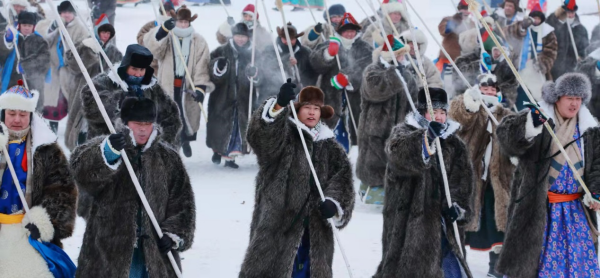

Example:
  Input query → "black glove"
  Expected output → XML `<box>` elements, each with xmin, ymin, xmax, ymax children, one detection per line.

<box><xmin>192</xmin><ymin>85</ymin><xmax>206</xmax><ymax>103</ymax></box>
<box><xmin>108</xmin><ymin>133</ymin><xmax>126</xmax><ymax>151</ymax></box>
<box><xmin>395</xmin><ymin>63</ymin><xmax>405</xmax><ymax>73</ymax></box>
<box><xmin>227</xmin><ymin>16</ymin><xmax>235</xmax><ymax>26</ymax></box>
<box><xmin>490</xmin><ymin>13</ymin><xmax>499</xmax><ymax>22</ymax></box>
<box><xmin>314</xmin><ymin>22</ymin><xmax>323</xmax><ymax>33</ymax></box>
<box><xmin>319</xmin><ymin>199</ymin><xmax>338</xmax><ymax>219</ymax></box>
<box><xmin>245</xmin><ymin>65</ymin><xmax>258</xmax><ymax>79</ymax></box>
<box><xmin>277</xmin><ymin>78</ymin><xmax>297</xmax><ymax>107</ymax></box>
<box><xmin>427</xmin><ymin>121</ymin><xmax>445</xmax><ymax>142</ymax></box>
<box><xmin>524</xmin><ymin>102</ymin><xmax>547</xmax><ymax>127</ymax></box>
<box><xmin>25</xmin><ymin>223</ymin><xmax>41</xmax><ymax>241</ymax></box>
<box><xmin>442</xmin><ymin>203</ymin><xmax>461</xmax><ymax>223</ymax></box>
<box><xmin>163</xmin><ymin>18</ymin><xmax>176</xmax><ymax>31</ymax></box>
<box><xmin>158</xmin><ymin>234</ymin><xmax>174</xmax><ymax>254</ymax></box>
<box><xmin>216</xmin><ymin>58</ymin><xmax>227</xmax><ymax>71</ymax></box>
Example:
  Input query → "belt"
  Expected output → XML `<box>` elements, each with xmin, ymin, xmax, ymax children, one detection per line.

<box><xmin>174</xmin><ymin>78</ymin><xmax>183</xmax><ymax>88</ymax></box>
<box><xmin>548</xmin><ymin>191</ymin><xmax>583</xmax><ymax>203</ymax></box>
<box><xmin>0</xmin><ymin>213</ymin><xmax>25</xmax><ymax>224</ymax></box>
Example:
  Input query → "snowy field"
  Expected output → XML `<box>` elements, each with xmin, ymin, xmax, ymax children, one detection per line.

<box><xmin>34</xmin><ymin>0</ymin><xmax>600</xmax><ymax>276</ymax></box>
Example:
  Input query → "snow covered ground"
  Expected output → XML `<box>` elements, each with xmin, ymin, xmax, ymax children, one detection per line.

<box><xmin>35</xmin><ymin>0</ymin><xmax>600</xmax><ymax>276</ymax></box>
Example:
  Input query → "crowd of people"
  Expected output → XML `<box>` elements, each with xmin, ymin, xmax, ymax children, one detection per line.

<box><xmin>1</xmin><ymin>0</ymin><xmax>600</xmax><ymax>276</ymax></box>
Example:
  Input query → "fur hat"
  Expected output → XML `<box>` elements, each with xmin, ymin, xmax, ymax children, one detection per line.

<box><xmin>242</xmin><ymin>4</ymin><xmax>259</xmax><ymax>20</ymax></box>
<box><xmin>10</xmin><ymin>0</ymin><xmax>29</xmax><ymax>7</ymax></box>
<box><xmin>170</xmin><ymin>5</ymin><xmax>197</xmax><ymax>22</ymax></box>
<box><xmin>323</xmin><ymin>4</ymin><xmax>345</xmax><ymax>21</ymax></box>
<box><xmin>542</xmin><ymin>72</ymin><xmax>591</xmax><ymax>105</ymax></box>
<box><xmin>277</xmin><ymin>22</ymin><xmax>304</xmax><ymax>39</ymax></box>
<box><xmin>400</xmin><ymin>28</ymin><xmax>428</xmax><ymax>54</ymax></box>
<box><xmin>118</xmin><ymin>44</ymin><xmax>154</xmax><ymax>81</ymax></box>
<box><xmin>232</xmin><ymin>22</ymin><xmax>250</xmax><ymax>37</ymax></box>
<box><xmin>57</xmin><ymin>1</ymin><xmax>75</xmax><ymax>14</ymax></box>
<box><xmin>293</xmin><ymin>86</ymin><xmax>334</xmax><ymax>120</ymax></box>
<box><xmin>18</xmin><ymin>11</ymin><xmax>37</xmax><ymax>26</ymax></box>
<box><xmin>457</xmin><ymin>0</ymin><xmax>468</xmax><ymax>10</ymax></box>
<box><xmin>120</xmin><ymin>97</ymin><xmax>157</xmax><ymax>124</ymax></box>
<box><xmin>500</xmin><ymin>0</ymin><xmax>523</xmax><ymax>12</ymax></box>
<box><xmin>562</xmin><ymin>0</ymin><xmax>577</xmax><ymax>12</ymax></box>
<box><xmin>94</xmin><ymin>14</ymin><xmax>115</xmax><ymax>41</ymax></box>
<box><xmin>417</xmin><ymin>87</ymin><xmax>449</xmax><ymax>111</ymax></box>
<box><xmin>0</xmin><ymin>80</ymin><xmax>39</xmax><ymax>113</ymax></box>
<box><xmin>379</xmin><ymin>34</ymin><xmax>410</xmax><ymax>61</ymax></box>
<box><xmin>529</xmin><ymin>3</ymin><xmax>546</xmax><ymax>23</ymax></box>
<box><xmin>477</xmin><ymin>73</ymin><xmax>499</xmax><ymax>89</ymax></box>
<box><xmin>336</xmin><ymin>12</ymin><xmax>361</xmax><ymax>34</ymax></box>
<box><xmin>381</xmin><ymin>0</ymin><xmax>407</xmax><ymax>18</ymax></box>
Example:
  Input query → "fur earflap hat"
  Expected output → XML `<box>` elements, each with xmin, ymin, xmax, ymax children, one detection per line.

<box><xmin>417</xmin><ymin>87</ymin><xmax>449</xmax><ymax>111</ymax></box>
<box><xmin>120</xmin><ymin>97</ymin><xmax>157</xmax><ymax>124</ymax></box>
<box><xmin>232</xmin><ymin>22</ymin><xmax>250</xmax><ymax>37</ymax></box>
<box><xmin>529</xmin><ymin>3</ymin><xmax>546</xmax><ymax>23</ymax></box>
<box><xmin>294</xmin><ymin>86</ymin><xmax>334</xmax><ymax>120</ymax></box>
<box><xmin>57</xmin><ymin>1</ymin><xmax>75</xmax><ymax>14</ymax></box>
<box><xmin>18</xmin><ymin>11</ymin><xmax>37</xmax><ymax>26</ymax></box>
<box><xmin>0</xmin><ymin>80</ymin><xmax>39</xmax><ymax>113</ymax></box>
<box><xmin>242</xmin><ymin>4</ymin><xmax>259</xmax><ymax>20</ymax></box>
<box><xmin>170</xmin><ymin>5</ymin><xmax>197</xmax><ymax>22</ymax></box>
<box><xmin>500</xmin><ymin>0</ymin><xmax>523</xmax><ymax>12</ymax></box>
<box><xmin>542</xmin><ymin>72</ymin><xmax>591</xmax><ymax>105</ymax></box>
<box><xmin>277</xmin><ymin>22</ymin><xmax>304</xmax><ymax>39</ymax></box>
<box><xmin>477</xmin><ymin>73</ymin><xmax>499</xmax><ymax>90</ymax></box>
<box><xmin>381</xmin><ymin>0</ymin><xmax>407</xmax><ymax>18</ymax></box>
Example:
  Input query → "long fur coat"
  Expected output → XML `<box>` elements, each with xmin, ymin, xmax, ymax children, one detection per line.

<box><xmin>374</xmin><ymin>113</ymin><xmax>474</xmax><ymax>278</ymax></box>
<box><xmin>577</xmin><ymin>52</ymin><xmax>600</xmax><ymax>120</ymax></box>
<box><xmin>449</xmin><ymin>94</ymin><xmax>515</xmax><ymax>232</ymax></box>
<box><xmin>239</xmin><ymin>98</ymin><xmax>355</xmax><ymax>278</ymax></box>
<box><xmin>64</xmin><ymin>37</ymin><xmax>123</xmax><ymax>151</ymax></box>
<box><xmin>356</xmin><ymin>57</ymin><xmax>418</xmax><ymax>187</ymax></box>
<box><xmin>546</xmin><ymin>7</ymin><xmax>589</xmax><ymax>80</ymax></box>
<box><xmin>309</xmin><ymin>38</ymin><xmax>373</xmax><ymax>144</ymax></box>
<box><xmin>70</xmin><ymin>125</ymin><xmax>195</xmax><ymax>278</ymax></box>
<box><xmin>495</xmin><ymin>102</ymin><xmax>600</xmax><ymax>278</ymax></box>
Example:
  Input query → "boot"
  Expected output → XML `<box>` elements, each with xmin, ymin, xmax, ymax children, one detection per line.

<box><xmin>272</xmin><ymin>7</ymin><xmax>279</xmax><ymax>11</ymax></box>
<box><xmin>181</xmin><ymin>141</ymin><xmax>192</xmax><ymax>158</ymax></box>
<box><xmin>487</xmin><ymin>251</ymin><xmax>502</xmax><ymax>278</ymax></box>
<box><xmin>224</xmin><ymin>160</ymin><xmax>239</xmax><ymax>169</ymax></box>
<box><xmin>212</xmin><ymin>152</ymin><xmax>222</xmax><ymax>165</ymax></box>
<box><xmin>291</xmin><ymin>7</ymin><xmax>304</xmax><ymax>11</ymax></box>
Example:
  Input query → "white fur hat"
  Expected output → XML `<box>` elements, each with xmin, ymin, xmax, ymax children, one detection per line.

<box><xmin>0</xmin><ymin>81</ymin><xmax>39</xmax><ymax>113</ymax></box>
<box><xmin>382</xmin><ymin>0</ymin><xmax>407</xmax><ymax>19</ymax></box>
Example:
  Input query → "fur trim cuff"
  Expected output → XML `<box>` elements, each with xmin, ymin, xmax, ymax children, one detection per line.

<box><xmin>22</xmin><ymin>206</ymin><xmax>54</xmax><ymax>242</ymax></box>
<box><xmin>524</xmin><ymin>112</ymin><xmax>543</xmax><ymax>140</ymax></box>
<box><xmin>165</xmin><ymin>232</ymin><xmax>184</xmax><ymax>250</ymax></box>
<box><xmin>323</xmin><ymin>49</ymin><xmax>334</xmax><ymax>61</ymax></box>
<box><xmin>100</xmin><ymin>137</ymin><xmax>122</xmax><ymax>170</ymax></box>
<box><xmin>261</xmin><ymin>98</ymin><xmax>282</xmax><ymax>123</ymax></box>
<box><xmin>324</xmin><ymin>197</ymin><xmax>345</xmax><ymax>227</ymax></box>
<box><xmin>212</xmin><ymin>62</ymin><xmax>227</xmax><ymax>77</ymax></box>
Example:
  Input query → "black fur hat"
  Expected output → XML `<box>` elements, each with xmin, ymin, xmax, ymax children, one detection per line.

<box><xmin>57</xmin><ymin>1</ymin><xmax>75</xmax><ymax>14</ymax></box>
<box><xmin>18</xmin><ymin>11</ymin><xmax>37</xmax><ymax>25</ymax></box>
<box><xmin>542</xmin><ymin>72</ymin><xmax>591</xmax><ymax>105</ymax></box>
<box><xmin>120</xmin><ymin>97</ymin><xmax>157</xmax><ymax>124</ymax></box>
<box><xmin>323</xmin><ymin>4</ymin><xmax>345</xmax><ymax>21</ymax></box>
<box><xmin>232</xmin><ymin>22</ymin><xmax>250</xmax><ymax>37</ymax></box>
<box><xmin>417</xmin><ymin>87</ymin><xmax>449</xmax><ymax>111</ymax></box>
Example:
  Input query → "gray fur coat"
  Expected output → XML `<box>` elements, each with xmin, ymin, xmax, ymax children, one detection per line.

<box><xmin>374</xmin><ymin>113</ymin><xmax>474</xmax><ymax>278</ymax></box>
<box><xmin>356</xmin><ymin>59</ymin><xmax>418</xmax><ymax>187</ymax></box>
<box><xmin>239</xmin><ymin>98</ymin><xmax>355</xmax><ymax>278</ymax></box>
<box><xmin>495</xmin><ymin>102</ymin><xmax>600</xmax><ymax>278</ymax></box>
<box><xmin>576</xmin><ymin>54</ymin><xmax>600</xmax><ymax>120</ymax></box>
<box><xmin>70</xmin><ymin>125</ymin><xmax>195</xmax><ymax>277</ymax></box>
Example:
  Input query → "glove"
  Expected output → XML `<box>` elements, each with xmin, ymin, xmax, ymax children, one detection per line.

<box><xmin>216</xmin><ymin>58</ymin><xmax>227</xmax><ymax>71</ymax></box>
<box><xmin>48</xmin><ymin>21</ymin><xmax>58</xmax><ymax>33</ymax></box>
<box><xmin>277</xmin><ymin>78</ymin><xmax>297</xmax><ymax>107</ymax></box>
<box><xmin>245</xmin><ymin>65</ymin><xmax>258</xmax><ymax>79</ymax></box>
<box><xmin>490</xmin><ymin>13</ymin><xmax>499</xmax><ymax>22</ymax></box>
<box><xmin>442</xmin><ymin>203</ymin><xmax>461</xmax><ymax>223</ymax></box>
<box><xmin>331</xmin><ymin>73</ymin><xmax>349</xmax><ymax>90</ymax></box>
<box><xmin>192</xmin><ymin>86</ymin><xmax>206</xmax><ymax>103</ymax></box>
<box><xmin>427</xmin><ymin>121</ymin><xmax>445</xmax><ymax>142</ymax></box>
<box><xmin>314</xmin><ymin>22</ymin><xmax>323</xmax><ymax>33</ymax></box>
<box><xmin>5</xmin><ymin>28</ymin><xmax>13</xmax><ymax>43</ymax></box>
<box><xmin>524</xmin><ymin>102</ymin><xmax>547</xmax><ymax>127</ymax></box>
<box><xmin>328</xmin><ymin>37</ymin><xmax>340</xmax><ymax>57</ymax></box>
<box><xmin>521</xmin><ymin>17</ymin><xmax>534</xmax><ymax>29</ymax></box>
<box><xmin>158</xmin><ymin>234</ymin><xmax>174</xmax><ymax>254</ymax></box>
<box><xmin>25</xmin><ymin>223</ymin><xmax>41</xmax><ymax>241</ymax></box>
<box><xmin>319</xmin><ymin>199</ymin><xmax>338</xmax><ymax>219</ymax></box>
<box><xmin>163</xmin><ymin>18</ymin><xmax>176</xmax><ymax>31</ymax></box>
<box><xmin>108</xmin><ymin>133</ymin><xmax>126</xmax><ymax>151</ymax></box>
<box><xmin>227</xmin><ymin>16</ymin><xmax>235</xmax><ymax>26</ymax></box>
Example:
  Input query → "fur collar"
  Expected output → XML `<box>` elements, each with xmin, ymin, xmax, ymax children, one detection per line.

<box><xmin>530</xmin><ymin>22</ymin><xmax>555</xmax><ymax>39</ymax></box>
<box><xmin>108</xmin><ymin>63</ymin><xmax>157</xmax><ymax>90</ymax></box>
<box><xmin>405</xmin><ymin>112</ymin><xmax>460</xmax><ymax>139</ymax></box>
<box><xmin>287</xmin><ymin>117</ymin><xmax>334</xmax><ymax>142</ymax></box>
<box><xmin>538</xmin><ymin>101</ymin><xmax>598</xmax><ymax>135</ymax></box>
<box><xmin>30</xmin><ymin>113</ymin><xmax>57</xmax><ymax>154</ymax></box>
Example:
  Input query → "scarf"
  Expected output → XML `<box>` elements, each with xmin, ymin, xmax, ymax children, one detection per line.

<box><xmin>172</xmin><ymin>26</ymin><xmax>194</xmax><ymax>77</ymax></box>
<box><xmin>548</xmin><ymin>106</ymin><xmax>583</xmax><ymax>186</ymax></box>
<box><xmin>309</xmin><ymin>121</ymin><xmax>322</xmax><ymax>139</ymax></box>
<box><xmin>336</xmin><ymin>34</ymin><xmax>357</xmax><ymax>50</ymax></box>
<box><xmin>125</xmin><ymin>75</ymin><xmax>144</xmax><ymax>97</ymax></box>
<box><xmin>8</xmin><ymin>127</ymin><xmax>31</xmax><ymax>142</ymax></box>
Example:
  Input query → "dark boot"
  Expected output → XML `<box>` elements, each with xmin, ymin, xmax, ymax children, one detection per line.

<box><xmin>212</xmin><ymin>152</ymin><xmax>222</xmax><ymax>165</ymax></box>
<box><xmin>182</xmin><ymin>141</ymin><xmax>192</xmax><ymax>158</ymax></box>
<box><xmin>272</xmin><ymin>7</ymin><xmax>279</xmax><ymax>11</ymax></box>
<box><xmin>224</xmin><ymin>160</ymin><xmax>239</xmax><ymax>169</ymax></box>
<box><xmin>487</xmin><ymin>251</ymin><xmax>502</xmax><ymax>278</ymax></box>
<box><xmin>291</xmin><ymin>7</ymin><xmax>304</xmax><ymax>11</ymax></box>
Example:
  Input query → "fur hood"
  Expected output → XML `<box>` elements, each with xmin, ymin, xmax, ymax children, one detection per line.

<box><xmin>405</xmin><ymin>111</ymin><xmax>460</xmax><ymax>139</ymax></box>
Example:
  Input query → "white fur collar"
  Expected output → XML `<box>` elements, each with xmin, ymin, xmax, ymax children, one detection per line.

<box><xmin>538</xmin><ymin>101</ymin><xmax>598</xmax><ymax>135</ymax></box>
<box><xmin>287</xmin><ymin>117</ymin><xmax>334</xmax><ymax>142</ymax></box>
<box><xmin>31</xmin><ymin>113</ymin><xmax>57</xmax><ymax>154</ymax></box>
<box><xmin>125</xmin><ymin>126</ymin><xmax>159</xmax><ymax>152</ymax></box>
<box><xmin>405</xmin><ymin>112</ymin><xmax>460</xmax><ymax>139</ymax></box>
<box><xmin>530</xmin><ymin>22</ymin><xmax>554</xmax><ymax>39</ymax></box>
<box><xmin>107</xmin><ymin>63</ymin><xmax>157</xmax><ymax>90</ymax></box>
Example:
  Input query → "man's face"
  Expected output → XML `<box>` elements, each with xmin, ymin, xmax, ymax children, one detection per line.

<box><xmin>330</xmin><ymin>15</ymin><xmax>343</xmax><ymax>25</ymax></box>
<box><xmin>19</xmin><ymin>24</ymin><xmax>34</xmax><ymax>35</ymax></box>
<box><xmin>99</xmin><ymin>31</ymin><xmax>111</xmax><ymax>43</ymax></box>
<box><xmin>176</xmin><ymin>20</ymin><xmax>190</xmax><ymax>28</ymax></box>
<box><xmin>389</xmin><ymin>12</ymin><xmax>402</xmax><ymax>24</ymax></box>
<box><xmin>459</xmin><ymin>8</ymin><xmax>470</xmax><ymax>17</ymax></box>
<box><xmin>127</xmin><ymin>121</ymin><xmax>154</xmax><ymax>145</ymax></box>
<box><xmin>424</xmin><ymin>108</ymin><xmax>447</xmax><ymax>124</ymax></box>
<box><xmin>341</xmin><ymin>29</ymin><xmax>357</xmax><ymax>40</ymax></box>
<box><xmin>243</xmin><ymin>14</ymin><xmax>253</xmax><ymax>22</ymax></box>
<box><xmin>480</xmin><ymin>86</ymin><xmax>497</xmax><ymax>96</ymax></box>
<box><xmin>492</xmin><ymin>48</ymin><xmax>502</xmax><ymax>60</ymax></box>
<box><xmin>567</xmin><ymin>11</ymin><xmax>576</xmax><ymax>19</ymax></box>
<box><xmin>60</xmin><ymin>11</ymin><xmax>75</xmax><ymax>23</ymax></box>
<box><xmin>4</xmin><ymin>110</ymin><xmax>30</xmax><ymax>131</ymax></box>
<box><xmin>233</xmin><ymin>34</ymin><xmax>249</xmax><ymax>46</ymax></box>
<box><xmin>127</xmin><ymin>66</ymin><xmax>146</xmax><ymax>77</ymax></box>
<box><xmin>504</xmin><ymin>2</ymin><xmax>515</xmax><ymax>17</ymax></box>
<box><xmin>408</xmin><ymin>41</ymin><xmax>420</xmax><ymax>57</ymax></box>
<box><xmin>555</xmin><ymin>96</ymin><xmax>582</xmax><ymax>119</ymax></box>
<box><xmin>281</xmin><ymin>36</ymin><xmax>297</xmax><ymax>46</ymax></box>
<box><xmin>298</xmin><ymin>104</ymin><xmax>321</xmax><ymax>128</ymax></box>
<box><xmin>13</xmin><ymin>4</ymin><xmax>26</xmax><ymax>15</ymax></box>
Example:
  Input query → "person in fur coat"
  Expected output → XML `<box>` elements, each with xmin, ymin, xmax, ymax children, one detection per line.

<box><xmin>144</xmin><ymin>5</ymin><xmax>213</xmax><ymax>158</ymax></box>
<box><xmin>374</xmin><ymin>87</ymin><xmax>474</xmax><ymax>278</ymax></box>
<box><xmin>309</xmin><ymin>12</ymin><xmax>373</xmax><ymax>147</ymax></box>
<box><xmin>136</xmin><ymin>2</ymin><xmax>175</xmax><ymax>74</ymax></box>
<box><xmin>400</xmin><ymin>28</ymin><xmax>443</xmax><ymax>88</ymax></box>
<box><xmin>0</xmin><ymin>83</ymin><xmax>77</xmax><ymax>277</ymax></box>
<box><xmin>496</xmin><ymin>73</ymin><xmax>600</xmax><ymax>277</ymax></box>
<box><xmin>239</xmin><ymin>81</ymin><xmax>355</xmax><ymax>278</ymax></box>
<box><xmin>300</xmin><ymin>4</ymin><xmax>345</xmax><ymax>50</ymax></box>
<box><xmin>0</xmin><ymin>11</ymin><xmax>49</xmax><ymax>110</ymax></box>
<box><xmin>207</xmin><ymin>23</ymin><xmax>260</xmax><ymax>169</ymax></box>
<box><xmin>361</xmin><ymin>0</ymin><xmax>409</xmax><ymax>48</ymax></box>
<box><xmin>449</xmin><ymin>73</ymin><xmax>515</xmax><ymax>278</ymax></box>
<box><xmin>71</xmin><ymin>97</ymin><xmax>195</xmax><ymax>278</ymax></box>
<box><xmin>546</xmin><ymin>2</ymin><xmax>589</xmax><ymax>80</ymax></box>
<box><xmin>64</xmin><ymin>15</ymin><xmax>122</xmax><ymax>151</ymax></box>
<box><xmin>356</xmin><ymin>36</ymin><xmax>418</xmax><ymax>205</ymax></box>
<box><xmin>436</xmin><ymin>0</ymin><xmax>474</xmax><ymax>65</ymax></box>
<box><xmin>576</xmin><ymin>48</ymin><xmax>600</xmax><ymax>119</ymax></box>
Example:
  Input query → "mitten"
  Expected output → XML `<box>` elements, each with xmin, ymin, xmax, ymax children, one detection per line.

<box><xmin>227</xmin><ymin>16</ymin><xmax>235</xmax><ymax>26</ymax></box>
<box><xmin>328</xmin><ymin>36</ymin><xmax>340</xmax><ymax>57</ymax></box>
<box><xmin>427</xmin><ymin>121</ymin><xmax>445</xmax><ymax>142</ymax></box>
<box><xmin>524</xmin><ymin>102</ymin><xmax>547</xmax><ymax>127</ymax></box>
<box><xmin>442</xmin><ymin>203</ymin><xmax>462</xmax><ymax>223</ymax></box>
<box><xmin>163</xmin><ymin>18</ymin><xmax>176</xmax><ymax>31</ymax></box>
<box><xmin>193</xmin><ymin>85</ymin><xmax>206</xmax><ymax>103</ymax></box>
<box><xmin>319</xmin><ymin>199</ymin><xmax>338</xmax><ymax>219</ymax></box>
<box><xmin>245</xmin><ymin>65</ymin><xmax>258</xmax><ymax>79</ymax></box>
<box><xmin>108</xmin><ymin>133</ymin><xmax>126</xmax><ymax>151</ymax></box>
<box><xmin>277</xmin><ymin>78</ymin><xmax>297</xmax><ymax>107</ymax></box>
<box><xmin>331</xmin><ymin>73</ymin><xmax>349</xmax><ymax>90</ymax></box>
<box><xmin>158</xmin><ymin>235</ymin><xmax>174</xmax><ymax>254</ymax></box>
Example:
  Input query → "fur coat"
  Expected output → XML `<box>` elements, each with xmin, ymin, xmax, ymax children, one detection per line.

<box><xmin>449</xmin><ymin>94</ymin><xmax>515</xmax><ymax>232</ymax></box>
<box><xmin>361</xmin><ymin>18</ymin><xmax>409</xmax><ymax>48</ymax></box>
<box><xmin>495</xmin><ymin>102</ymin><xmax>600</xmax><ymax>278</ymax></box>
<box><xmin>300</xmin><ymin>23</ymin><xmax>334</xmax><ymax>50</ymax></box>
<box><xmin>0</xmin><ymin>114</ymin><xmax>77</xmax><ymax>277</ymax></box>
<box><xmin>374</xmin><ymin>112</ymin><xmax>474</xmax><ymax>278</ymax></box>
<box><xmin>356</xmin><ymin>54</ymin><xmax>418</xmax><ymax>187</ymax></box>
<box><xmin>0</xmin><ymin>32</ymin><xmax>49</xmax><ymax>108</ymax></box>
<box><xmin>64</xmin><ymin>37</ymin><xmax>123</xmax><ymax>151</ymax></box>
<box><xmin>144</xmin><ymin>26</ymin><xmax>214</xmax><ymax>139</ymax></box>
<box><xmin>207</xmin><ymin>40</ymin><xmax>258</xmax><ymax>155</ymax></box>
<box><xmin>577</xmin><ymin>51</ymin><xmax>600</xmax><ymax>119</ymax></box>
<box><xmin>586</xmin><ymin>24</ymin><xmax>600</xmax><ymax>56</ymax></box>
<box><xmin>71</xmin><ymin>125</ymin><xmax>195</xmax><ymax>278</ymax></box>
<box><xmin>239</xmin><ymin>98</ymin><xmax>355</xmax><ymax>278</ymax></box>
<box><xmin>309</xmin><ymin>38</ymin><xmax>373</xmax><ymax>144</ymax></box>
<box><xmin>546</xmin><ymin>7</ymin><xmax>589</xmax><ymax>80</ymax></box>
<box><xmin>438</xmin><ymin>13</ymin><xmax>475</xmax><ymax>62</ymax></box>
<box><xmin>506</xmin><ymin>22</ymin><xmax>558</xmax><ymax>80</ymax></box>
